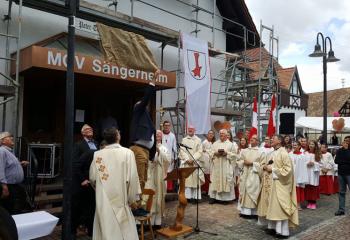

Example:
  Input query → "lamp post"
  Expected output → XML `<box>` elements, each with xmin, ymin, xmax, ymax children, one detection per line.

<box><xmin>309</xmin><ymin>32</ymin><xmax>340</xmax><ymax>144</ymax></box>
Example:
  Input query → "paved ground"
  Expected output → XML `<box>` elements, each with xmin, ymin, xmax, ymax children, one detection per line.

<box><xmin>39</xmin><ymin>193</ymin><xmax>350</xmax><ymax>239</ymax></box>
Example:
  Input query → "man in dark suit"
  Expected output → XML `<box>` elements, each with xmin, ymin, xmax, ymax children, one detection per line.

<box><xmin>130</xmin><ymin>77</ymin><xmax>158</xmax><ymax>195</ymax></box>
<box><xmin>72</xmin><ymin>124</ymin><xmax>98</xmax><ymax>238</ymax></box>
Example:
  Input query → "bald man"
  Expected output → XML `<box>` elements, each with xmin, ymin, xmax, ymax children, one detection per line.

<box><xmin>208</xmin><ymin>129</ymin><xmax>237</xmax><ymax>204</ymax></box>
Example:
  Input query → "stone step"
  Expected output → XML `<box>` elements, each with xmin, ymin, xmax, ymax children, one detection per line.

<box><xmin>44</xmin><ymin>207</ymin><xmax>63</xmax><ymax>216</ymax></box>
<box><xmin>35</xmin><ymin>194</ymin><xmax>63</xmax><ymax>205</ymax></box>
<box><xmin>36</xmin><ymin>183</ymin><xmax>63</xmax><ymax>193</ymax></box>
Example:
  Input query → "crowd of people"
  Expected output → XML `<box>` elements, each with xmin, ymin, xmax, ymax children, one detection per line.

<box><xmin>1</xmin><ymin>75</ymin><xmax>350</xmax><ymax>240</ymax></box>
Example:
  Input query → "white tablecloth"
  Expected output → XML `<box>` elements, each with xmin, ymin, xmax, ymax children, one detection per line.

<box><xmin>12</xmin><ymin>211</ymin><xmax>59</xmax><ymax>240</ymax></box>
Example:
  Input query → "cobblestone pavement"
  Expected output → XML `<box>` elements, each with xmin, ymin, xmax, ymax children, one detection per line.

<box><xmin>39</xmin><ymin>193</ymin><xmax>350</xmax><ymax>239</ymax></box>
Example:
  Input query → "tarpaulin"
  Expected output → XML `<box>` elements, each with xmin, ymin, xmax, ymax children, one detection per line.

<box><xmin>96</xmin><ymin>23</ymin><xmax>158</xmax><ymax>72</ymax></box>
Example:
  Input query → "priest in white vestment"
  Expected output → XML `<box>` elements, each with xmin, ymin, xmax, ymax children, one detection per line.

<box><xmin>178</xmin><ymin>125</ymin><xmax>203</xmax><ymax>200</ymax></box>
<box><xmin>90</xmin><ymin>128</ymin><xmax>141</xmax><ymax>240</ymax></box>
<box><xmin>201</xmin><ymin>130</ymin><xmax>216</xmax><ymax>194</ymax></box>
<box><xmin>266</xmin><ymin>135</ymin><xmax>299</xmax><ymax>238</ymax></box>
<box><xmin>237</xmin><ymin>134</ymin><xmax>265</xmax><ymax>217</ymax></box>
<box><xmin>208</xmin><ymin>129</ymin><xmax>237</xmax><ymax>203</ymax></box>
<box><xmin>257</xmin><ymin>136</ymin><xmax>275</xmax><ymax>225</ymax></box>
<box><xmin>144</xmin><ymin>130</ymin><xmax>171</xmax><ymax>226</ymax></box>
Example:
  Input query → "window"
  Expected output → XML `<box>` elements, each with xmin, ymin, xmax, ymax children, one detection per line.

<box><xmin>290</xmin><ymin>76</ymin><xmax>300</xmax><ymax>96</ymax></box>
<box><xmin>290</xmin><ymin>96</ymin><xmax>301</xmax><ymax>107</ymax></box>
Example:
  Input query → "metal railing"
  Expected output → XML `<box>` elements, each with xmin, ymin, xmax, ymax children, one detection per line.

<box><xmin>16</xmin><ymin>137</ymin><xmax>38</xmax><ymax>209</ymax></box>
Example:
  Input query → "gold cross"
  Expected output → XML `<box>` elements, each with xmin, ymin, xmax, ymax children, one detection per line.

<box><xmin>96</xmin><ymin>157</ymin><xmax>102</xmax><ymax>164</ymax></box>
<box><xmin>102</xmin><ymin>173</ymin><xmax>109</xmax><ymax>181</ymax></box>
<box><xmin>98</xmin><ymin>165</ymin><xmax>106</xmax><ymax>172</ymax></box>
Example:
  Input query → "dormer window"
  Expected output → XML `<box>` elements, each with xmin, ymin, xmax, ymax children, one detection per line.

<box><xmin>290</xmin><ymin>76</ymin><xmax>300</xmax><ymax>96</ymax></box>
<box><xmin>289</xmin><ymin>75</ymin><xmax>301</xmax><ymax>107</ymax></box>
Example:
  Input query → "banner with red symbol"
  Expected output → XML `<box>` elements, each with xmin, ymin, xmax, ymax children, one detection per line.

<box><xmin>182</xmin><ymin>33</ymin><xmax>211</xmax><ymax>134</ymax></box>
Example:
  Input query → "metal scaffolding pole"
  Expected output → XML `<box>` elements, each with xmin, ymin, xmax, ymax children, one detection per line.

<box><xmin>62</xmin><ymin>0</ymin><xmax>77</xmax><ymax>239</ymax></box>
<box><xmin>12</xmin><ymin>0</ymin><xmax>23</xmax><ymax>140</ymax></box>
<box><xmin>257</xmin><ymin>20</ymin><xmax>263</xmax><ymax>140</ymax></box>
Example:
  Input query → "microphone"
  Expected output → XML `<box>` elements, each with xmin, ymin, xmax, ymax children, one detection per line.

<box><xmin>178</xmin><ymin>143</ymin><xmax>192</xmax><ymax>149</ymax></box>
<box><xmin>268</xmin><ymin>160</ymin><xmax>274</xmax><ymax>165</ymax></box>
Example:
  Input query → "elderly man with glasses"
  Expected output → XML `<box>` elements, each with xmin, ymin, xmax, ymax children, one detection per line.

<box><xmin>0</xmin><ymin>132</ymin><xmax>30</xmax><ymax>214</ymax></box>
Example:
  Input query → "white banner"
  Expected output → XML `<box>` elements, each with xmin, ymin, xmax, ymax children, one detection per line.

<box><xmin>182</xmin><ymin>33</ymin><xmax>211</xmax><ymax>134</ymax></box>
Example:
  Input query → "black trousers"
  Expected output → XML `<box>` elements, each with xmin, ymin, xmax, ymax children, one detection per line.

<box><xmin>71</xmin><ymin>184</ymin><xmax>95</xmax><ymax>236</ymax></box>
<box><xmin>0</xmin><ymin>206</ymin><xmax>18</xmax><ymax>240</ymax></box>
<box><xmin>0</xmin><ymin>184</ymin><xmax>31</xmax><ymax>215</ymax></box>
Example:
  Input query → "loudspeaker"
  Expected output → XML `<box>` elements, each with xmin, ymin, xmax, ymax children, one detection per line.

<box><xmin>279</xmin><ymin>113</ymin><xmax>295</xmax><ymax>135</ymax></box>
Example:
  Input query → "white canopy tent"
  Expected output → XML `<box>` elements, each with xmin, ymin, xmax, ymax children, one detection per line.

<box><xmin>296</xmin><ymin>117</ymin><xmax>350</xmax><ymax>132</ymax></box>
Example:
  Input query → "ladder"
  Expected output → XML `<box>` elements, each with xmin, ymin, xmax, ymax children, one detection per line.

<box><xmin>0</xmin><ymin>0</ymin><xmax>22</xmax><ymax>138</ymax></box>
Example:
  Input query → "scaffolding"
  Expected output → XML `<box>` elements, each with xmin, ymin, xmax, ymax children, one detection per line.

<box><xmin>0</xmin><ymin>0</ymin><xmax>22</xmax><ymax>139</ymax></box>
<box><xmin>1</xmin><ymin>0</ymin><xmax>282</xmax><ymax>142</ymax></box>
<box><xmin>210</xmin><ymin>21</ymin><xmax>280</xmax><ymax>141</ymax></box>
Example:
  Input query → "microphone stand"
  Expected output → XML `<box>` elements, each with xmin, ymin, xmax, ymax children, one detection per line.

<box><xmin>179</xmin><ymin>144</ymin><xmax>218</xmax><ymax>237</ymax></box>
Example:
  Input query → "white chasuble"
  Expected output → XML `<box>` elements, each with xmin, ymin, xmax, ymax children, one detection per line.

<box><xmin>266</xmin><ymin>147</ymin><xmax>299</xmax><ymax>231</ymax></box>
<box><xmin>238</xmin><ymin>146</ymin><xmax>265</xmax><ymax>212</ymax></box>
<box><xmin>179</xmin><ymin>135</ymin><xmax>203</xmax><ymax>199</ymax></box>
<box><xmin>90</xmin><ymin>144</ymin><xmax>141</xmax><ymax>240</ymax></box>
<box><xmin>209</xmin><ymin>139</ymin><xmax>237</xmax><ymax>201</ymax></box>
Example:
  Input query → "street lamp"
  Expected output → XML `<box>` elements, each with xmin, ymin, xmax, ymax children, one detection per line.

<box><xmin>309</xmin><ymin>32</ymin><xmax>340</xmax><ymax>143</ymax></box>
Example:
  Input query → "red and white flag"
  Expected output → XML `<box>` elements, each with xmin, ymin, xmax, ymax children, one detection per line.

<box><xmin>182</xmin><ymin>33</ymin><xmax>211</xmax><ymax>134</ymax></box>
<box><xmin>249</xmin><ymin>96</ymin><xmax>258</xmax><ymax>140</ymax></box>
<box><xmin>267</xmin><ymin>94</ymin><xmax>276</xmax><ymax>137</ymax></box>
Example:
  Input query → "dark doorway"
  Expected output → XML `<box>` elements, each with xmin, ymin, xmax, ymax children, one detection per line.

<box><xmin>279</xmin><ymin>113</ymin><xmax>295</xmax><ymax>135</ymax></box>
<box><xmin>22</xmin><ymin>69</ymin><xmax>148</xmax><ymax>147</ymax></box>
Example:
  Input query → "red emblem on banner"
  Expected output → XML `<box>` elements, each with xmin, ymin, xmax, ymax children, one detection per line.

<box><xmin>187</xmin><ymin>50</ymin><xmax>207</xmax><ymax>80</ymax></box>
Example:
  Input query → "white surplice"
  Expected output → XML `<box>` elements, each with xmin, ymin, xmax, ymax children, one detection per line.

<box><xmin>162</xmin><ymin>131</ymin><xmax>177</xmax><ymax>172</ymax></box>
<box><xmin>289</xmin><ymin>152</ymin><xmax>309</xmax><ymax>187</ymax></box>
<box><xmin>304</xmin><ymin>152</ymin><xmax>320</xmax><ymax>186</ymax></box>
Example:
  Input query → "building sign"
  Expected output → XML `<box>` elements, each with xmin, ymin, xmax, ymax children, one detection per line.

<box><xmin>75</xmin><ymin>18</ymin><xmax>99</xmax><ymax>36</ymax></box>
<box><xmin>15</xmin><ymin>46</ymin><xmax>176</xmax><ymax>88</ymax></box>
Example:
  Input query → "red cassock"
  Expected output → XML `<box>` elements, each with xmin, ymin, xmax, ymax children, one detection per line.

<box><xmin>234</xmin><ymin>176</ymin><xmax>239</xmax><ymax>200</ymax></box>
<box><xmin>296</xmin><ymin>187</ymin><xmax>305</xmax><ymax>203</ymax></box>
<box><xmin>304</xmin><ymin>185</ymin><xmax>320</xmax><ymax>201</ymax></box>
<box><xmin>201</xmin><ymin>174</ymin><xmax>210</xmax><ymax>193</ymax></box>
<box><xmin>167</xmin><ymin>180</ymin><xmax>174</xmax><ymax>192</ymax></box>
<box><xmin>319</xmin><ymin>175</ymin><xmax>334</xmax><ymax>195</ymax></box>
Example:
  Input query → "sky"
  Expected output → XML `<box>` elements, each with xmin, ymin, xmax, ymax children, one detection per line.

<box><xmin>245</xmin><ymin>0</ymin><xmax>350</xmax><ymax>93</ymax></box>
